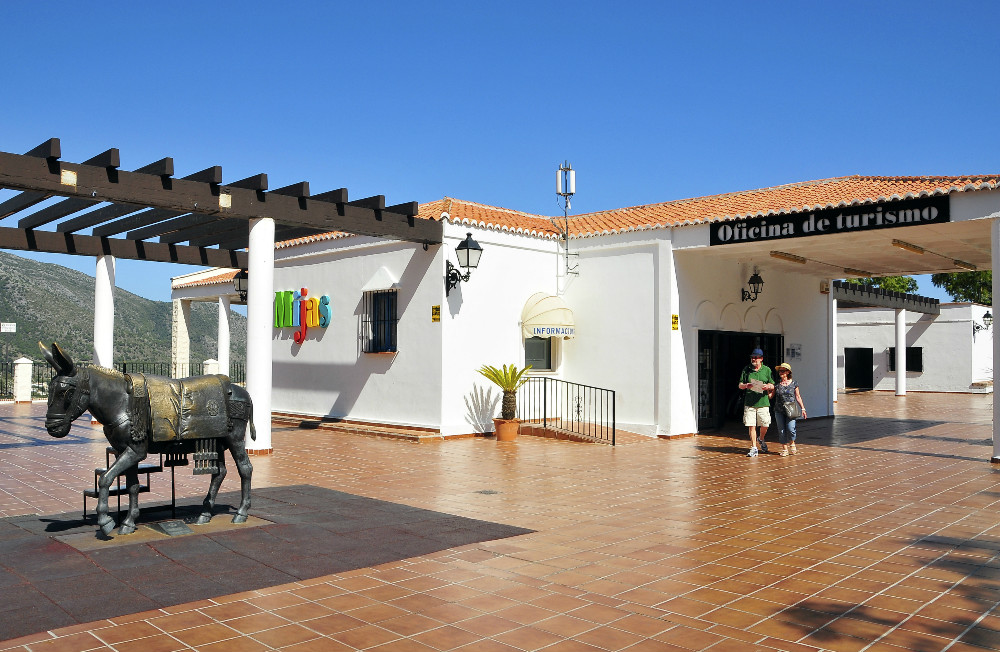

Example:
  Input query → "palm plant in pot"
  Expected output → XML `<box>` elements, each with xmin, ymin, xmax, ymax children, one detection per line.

<box><xmin>477</xmin><ymin>363</ymin><xmax>531</xmax><ymax>441</ymax></box>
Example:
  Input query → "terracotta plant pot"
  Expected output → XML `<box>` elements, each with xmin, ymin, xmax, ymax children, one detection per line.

<box><xmin>492</xmin><ymin>418</ymin><xmax>520</xmax><ymax>442</ymax></box>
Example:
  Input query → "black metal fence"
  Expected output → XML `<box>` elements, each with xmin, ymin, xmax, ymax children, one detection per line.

<box><xmin>229</xmin><ymin>362</ymin><xmax>245</xmax><ymax>384</ymax></box>
<box><xmin>0</xmin><ymin>362</ymin><xmax>57</xmax><ymax>399</ymax></box>
<box><xmin>0</xmin><ymin>362</ymin><xmax>12</xmax><ymax>399</ymax></box>
<box><xmin>517</xmin><ymin>377</ymin><xmax>616</xmax><ymax>445</ymax></box>
<box><xmin>115</xmin><ymin>361</ymin><xmax>244</xmax><ymax>383</ymax></box>
<box><xmin>2</xmin><ymin>360</ymin><xmax>244</xmax><ymax>400</ymax></box>
<box><xmin>32</xmin><ymin>362</ymin><xmax>56</xmax><ymax>398</ymax></box>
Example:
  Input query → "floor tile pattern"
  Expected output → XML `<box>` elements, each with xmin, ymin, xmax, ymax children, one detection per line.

<box><xmin>1</xmin><ymin>392</ymin><xmax>999</xmax><ymax>651</ymax></box>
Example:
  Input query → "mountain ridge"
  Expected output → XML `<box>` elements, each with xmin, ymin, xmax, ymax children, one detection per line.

<box><xmin>0</xmin><ymin>251</ymin><xmax>246</xmax><ymax>366</ymax></box>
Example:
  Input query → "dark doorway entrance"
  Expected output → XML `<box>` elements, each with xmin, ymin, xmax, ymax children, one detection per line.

<box><xmin>844</xmin><ymin>347</ymin><xmax>874</xmax><ymax>390</ymax></box>
<box><xmin>698</xmin><ymin>330</ymin><xmax>784</xmax><ymax>430</ymax></box>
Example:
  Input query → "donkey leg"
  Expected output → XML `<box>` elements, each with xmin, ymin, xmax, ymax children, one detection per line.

<box><xmin>97</xmin><ymin>447</ymin><xmax>144</xmax><ymax>536</ymax></box>
<box><xmin>194</xmin><ymin>440</ymin><xmax>227</xmax><ymax>525</ymax></box>
<box><xmin>229</xmin><ymin>433</ymin><xmax>253</xmax><ymax>524</ymax></box>
<box><xmin>118</xmin><ymin>466</ymin><xmax>142</xmax><ymax>535</ymax></box>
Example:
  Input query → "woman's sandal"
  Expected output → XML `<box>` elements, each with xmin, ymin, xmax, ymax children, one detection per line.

<box><xmin>790</xmin><ymin>444</ymin><xmax>798</xmax><ymax>454</ymax></box>
<box><xmin>779</xmin><ymin>450</ymin><xmax>789</xmax><ymax>457</ymax></box>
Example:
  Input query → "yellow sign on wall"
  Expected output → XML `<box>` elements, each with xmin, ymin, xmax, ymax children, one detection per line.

<box><xmin>431</xmin><ymin>305</ymin><xmax>441</xmax><ymax>322</ymax></box>
<box><xmin>671</xmin><ymin>314</ymin><xmax>679</xmax><ymax>330</ymax></box>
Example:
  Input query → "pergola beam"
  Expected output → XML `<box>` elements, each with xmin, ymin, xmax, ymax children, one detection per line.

<box><xmin>188</xmin><ymin>222</ymin><xmax>247</xmax><ymax>248</ymax></box>
<box><xmin>159</xmin><ymin>217</ymin><xmax>234</xmax><ymax>244</ymax></box>
<box><xmin>127</xmin><ymin>212</ymin><xmax>213</xmax><ymax>240</ymax></box>
<box><xmin>0</xmin><ymin>225</ymin><xmax>246</xmax><ymax>267</ymax></box>
<box><xmin>18</xmin><ymin>197</ymin><xmax>100</xmax><ymax>229</ymax></box>
<box><xmin>0</xmin><ymin>191</ymin><xmax>50</xmax><ymax>219</ymax></box>
<box><xmin>57</xmin><ymin>202</ymin><xmax>145</xmax><ymax>233</ymax></box>
<box><xmin>94</xmin><ymin>208</ymin><xmax>187</xmax><ymax>237</ymax></box>
<box><xmin>0</xmin><ymin>149</ymin><xmax>439</xmax><ymax>244</ymax></box>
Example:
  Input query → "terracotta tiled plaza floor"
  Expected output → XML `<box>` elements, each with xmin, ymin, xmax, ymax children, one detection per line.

<box><xmin>2</xmin><ymin>391</ymin><xmax>1000</xmax><ymax>651</ymax></box>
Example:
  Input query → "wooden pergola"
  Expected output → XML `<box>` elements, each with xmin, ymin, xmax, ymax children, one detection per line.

<box><xmin>0</xmin><ymin>137</ymin><xmax>439</xmax><ymax>454</ymax></box>
<box><xmin>0</xmin><ymin>138</ymin><xmax>441</xmax><ymax>266</ymax></box>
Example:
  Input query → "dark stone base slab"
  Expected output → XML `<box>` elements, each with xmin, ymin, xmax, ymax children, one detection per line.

<box><xmin>0</xmin><ymin>485</ymin><xmax>533</xmax><ymax>642</ymax></box>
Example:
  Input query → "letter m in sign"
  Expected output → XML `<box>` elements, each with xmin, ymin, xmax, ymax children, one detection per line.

<box><xmin>274</xmin><ymin>291</ymin><xmax>294</xmax><ymax>327</ymax></box>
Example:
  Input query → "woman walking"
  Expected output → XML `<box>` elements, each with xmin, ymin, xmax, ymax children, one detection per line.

<box><xmin>773</xmin><ymin>362</ymin><xmax>806</xmax><ymax>456</ymax></box>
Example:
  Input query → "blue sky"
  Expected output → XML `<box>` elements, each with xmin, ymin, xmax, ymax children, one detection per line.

<box><xmin>1</xmin><ymin>1</ymin><xmax>997</xmax><ymax>303</ymax></box>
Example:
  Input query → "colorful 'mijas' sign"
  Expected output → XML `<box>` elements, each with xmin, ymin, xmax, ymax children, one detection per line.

<box><xmin>274</xmin><ymin>288</ymin><xmax>331</xmax><ymax>344</ymax></box>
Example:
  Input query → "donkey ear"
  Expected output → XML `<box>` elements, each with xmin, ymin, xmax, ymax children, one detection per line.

<box><xmin>39</xmin><ymin>342</ymin><xmax>58</xmax><ymax>371</ymax></box>
<box><xmin>51</xmin><ymin>343</ymin><xmax>76</xmax><ymax>375</ymax></box>
<box><xmin>39</xmin><ymin>342</ymin><xmax>75</xmax><ymax>375</ymax></box>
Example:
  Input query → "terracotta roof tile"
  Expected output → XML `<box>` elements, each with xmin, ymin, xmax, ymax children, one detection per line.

<box><xmin>566</xmin><ymin>175</ymin><xmax>1000</xmax><ymax>237</ymax></box>
<box><xmin>271</xmin><ymin>175</ymin><xmax>1000</xmax><ymax>250</ymax></box>
<box><xmin>423</xmin><ymin>197</ymin><xmax>562</xmax><ymax>238</ymax></box>
<box><xmin>173</xmin><ymin>269</ymin><xmax>237</xmax><ymax>289</ymax></box>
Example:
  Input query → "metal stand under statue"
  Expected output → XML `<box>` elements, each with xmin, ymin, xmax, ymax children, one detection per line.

<box><xmin>40</xmin><ymin>342</ymin><xmax>255</xmax><ymax>536</ymax></box>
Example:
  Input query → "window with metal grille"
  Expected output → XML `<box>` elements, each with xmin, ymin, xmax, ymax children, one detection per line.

<box><xmin>362</xmin><ymin>290</ymin><xmax>398</xmax><ymax>353</ymax></box>
<box><xmin>887</xmin><ymin>346</ymin><xmax>922</xmax><ymax>372</ymax></box>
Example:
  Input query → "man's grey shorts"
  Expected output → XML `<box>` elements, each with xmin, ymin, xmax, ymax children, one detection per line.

<box><xmin>743</xmin><ymin>405</ymin><xmax>771</xmax><ymax>428</ymax></box>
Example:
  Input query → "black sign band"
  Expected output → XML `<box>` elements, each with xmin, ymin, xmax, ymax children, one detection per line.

<box><xmin>709</xmin><ymin>195</ymin><xmax>950</xmax><ymax>246</ymax></box>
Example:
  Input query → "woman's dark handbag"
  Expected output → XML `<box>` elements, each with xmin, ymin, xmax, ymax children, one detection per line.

<box><xmin>782</xmin><ymin>399</ymin><xmax>802</xmax><ymax>420</ymax></box>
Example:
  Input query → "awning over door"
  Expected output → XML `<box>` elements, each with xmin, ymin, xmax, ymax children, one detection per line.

<box><xmin>521</xmin><ymin>292</ymin><xmax>576</xmax><ymax>339</ymax></box>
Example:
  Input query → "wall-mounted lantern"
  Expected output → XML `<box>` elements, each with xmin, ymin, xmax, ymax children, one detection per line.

<box><xmin>233</xmin><ymin>269</ymin><xmax>248</xmax><ymax>303</ymax></box>
<box><xmin>973</xmin><ymin>310</ymin><xmax>993</xmax><ymax>338</ymax></box>
<box><xmin>445</xmin><ymin>232</ymin><xmax>483</xmax><ymax>296</ymax></box>
<box><xmin>741</xmin><ymin>270</ymin><xmax>764</xmax><ymax>302</ymax></box>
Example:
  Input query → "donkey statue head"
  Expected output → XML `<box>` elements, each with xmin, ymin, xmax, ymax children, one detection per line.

<box><xmin>39</xmin><ymin>342</ymin><xmax>88</xmax><ymax>438</ymax></box>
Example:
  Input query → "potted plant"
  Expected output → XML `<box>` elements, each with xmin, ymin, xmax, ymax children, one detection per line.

<box><xmin>477</xmin><ymin>363</ymin><xmax>531</xmax><ymax>441</ymax></box>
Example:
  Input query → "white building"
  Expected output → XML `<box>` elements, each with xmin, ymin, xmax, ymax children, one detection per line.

<box><xmin>172</xmin><ymin>174</ymin><xmax>1000</xmax><ymax>456</ymax></box>
<box><xmin>838</xmin><ymin>302</ymin><xmax>993</xmax><ymax>393</ymax></box>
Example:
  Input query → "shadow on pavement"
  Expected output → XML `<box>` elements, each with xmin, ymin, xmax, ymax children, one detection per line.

<box><xmin>0</xmin><ymin>484</ymin><xmax>533</xmax><ymax>642</ymax></box>
<box><xmin>775</xmin><ymin>534</ymin><xmax>1000</xmax><ymax>650</ymax></box>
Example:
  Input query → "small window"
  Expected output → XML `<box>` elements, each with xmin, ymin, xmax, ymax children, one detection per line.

<box><xmin>888</xmin><ymin>347</ymin><xmax>922</xmax><ymax>372</ymax></box>
<box><xmin>525</xmin><ymin>336</ymin><xmax>552</xmax><ymax>370</ymax></box>
<box><xmin>362</xmin><ymin>290</ymin><xmax>397</xmax><ymax>353</ymax></box>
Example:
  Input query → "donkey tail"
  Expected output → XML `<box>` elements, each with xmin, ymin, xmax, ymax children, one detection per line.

<box><xmin>248</xmin><ymin>396</ymin><xmax>256</xmax><ymax>441</ymax></box>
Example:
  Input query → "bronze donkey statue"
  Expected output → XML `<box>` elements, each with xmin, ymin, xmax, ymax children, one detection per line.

<box><xmin>40</xmin><ymin>342</ymin><xmax>255</xmax><ymax>536</ymax></box>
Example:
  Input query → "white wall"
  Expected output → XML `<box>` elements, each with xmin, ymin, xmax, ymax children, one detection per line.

<box><xmin>439</xmin><ymin>223</ymin><xmax>561</xmax><ymax>436</ymax></box>
<box><xmin>271</xmin><ymin>237</ymin><xmax>445</xmax><ymax>429</ymax></box>
<box><xmin>564</xmin><ymin>229</ymin><xmax>833</xmax><ymax>436</ymax></box>
<box><xmin>677</xmin><ymin>252</ymin><xmax>832</xmax><ymax>423</ymax></box>
<box><xmin>838</xmin><ymin>304</ymin><xmax>993</xmax><ymax>392</ymax></box>
<box><xmin>268</xmin><ymin>224</ymin><xmax>563</xmax><ymax>436</ymax></box>
<box><xmin>563</xmin><ymin>237</ymin><xmax>659</xmax><ymax>434</ymax></box>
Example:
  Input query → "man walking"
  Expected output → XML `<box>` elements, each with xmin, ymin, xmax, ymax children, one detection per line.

<box><xmin>738</xmin><ymin>348</ymin><xmax>775</xmax><ymax>457</ymax></box>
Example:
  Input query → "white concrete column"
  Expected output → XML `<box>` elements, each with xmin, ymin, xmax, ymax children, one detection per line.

<box><xmin>246</xmin><ymin>218</ymin><xmax>274</xmax><ymax>453</ymax></box>
<box><xmin>171</xmin><ymin>299</ymin><xmax>191</xmax><ymax>378</ymax></box>
<box><xmin>218</xmin><ymin>295</ymin><xmax>231</xmax><ymax>377</ymax></box>
<box><xmin>991</xmin><ymin>218</ymin><xmax>1000</xmax><ymax>463</ymax></box>
<box><xmin>829</xmin><ymin>284</ymin><xmax>837</xmax><ymax>412</ymax></box>
<box><xmin>203</xmin><ymin>358</ymin><xmax>220</xmax><ymax>375</ymax></box>
<box><xmin>895</xmin><ymin>308</ymin><xmax>907</xmax><ymax>396</ymax></box>
<box><xmin>93</xmin><ymin>255</ymin><xmax>116</xmax><ymax>368</ymax></box>
<box><xmin>13</xmin><ymin>357</ymin><xmax>33</xmax><ymax>403</ymax></box>
<box><xmin>653</xmin><ymin>239</ymin><xmax>694</xmax><ymax>437</ymax></box>
<box><xmin>653</xmin><ymin>240</ymin><xmax>670</xmax><ymax>435</ymax></box>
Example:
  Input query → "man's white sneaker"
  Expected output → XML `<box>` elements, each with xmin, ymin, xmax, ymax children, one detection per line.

<box><xmin>746</xmin><ymin>447</ymin><xmax>758</xmax><ymax>458</ymax></box>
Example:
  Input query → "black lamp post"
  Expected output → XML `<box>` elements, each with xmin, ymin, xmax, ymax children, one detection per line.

<box><xmin>233</xmin><ymin>269</ymin><xmax>248</xmax><ymax>303</ymax></box>
<box><xmin>742</xmin><ymin>271</ymin><xmax>764</xmax><ymax>302</ymax></box>
<box><xmin>446</xmin><ymin>233</ymin><xmax>483</xmax><ymax>296</ymax></box>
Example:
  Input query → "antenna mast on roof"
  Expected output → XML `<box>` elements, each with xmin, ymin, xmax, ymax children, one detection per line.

<box><xmin>556</xmin><ymin>161</ymin><xmax>578</xmax><ymax>277</ymax></box>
